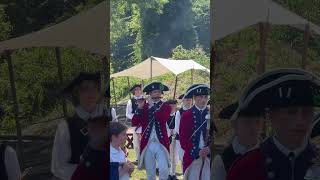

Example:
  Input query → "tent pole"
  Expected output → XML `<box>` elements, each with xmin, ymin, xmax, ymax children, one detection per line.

<box><xmin>150</xmin><ymin>57</ymin><xmax>153</xmax><ymax>80</ymax></box>
<box><xmin>127</xmin><ymin>77</ymin><xmax>131</xmax><ymax>99</ymax></box>
<box><xmin>301</xmin><ymin>24</ymin><xmax>310</xmax><ymax>69</ymax></box>
<box><xmin>112</xmin><ymin>78</ymin><xmax>117</xmax><ymax>108</ymax></box>
<box><xmin>257</xmin><ymin>22</ymin><xmax>269</xmax><ymax>75</ymax></box>
<box><xmin>55</xmin><ymin>47</ymin><xmax>67</xmax><ymax>117</ymax></box>
<box><xmin>173</xmin><ymin>76</ymin><xmax>178</xmax><ymax>99</ymax></box>
<box><xmin>191</xmin><ymin>69</ymin><xmax>194</xmax><ymax>84</ymax></box>
<box><xmin>5</xmin><ymin>50</ymin><xmax>24</xmax><ymax>168</ymax></box>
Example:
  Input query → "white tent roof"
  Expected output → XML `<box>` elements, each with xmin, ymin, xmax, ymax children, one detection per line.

<box><xmin>0</xmin><ymin>1</ymin><xmax>107</xmax><ymax>55</ymax></box>
<box><xmin>111</xmin><ymin>56</ymin><xmax>209</xmax><ymax>79</ymax></box>
<box><xmin>213</xmin><ymin>0</ymin><xmax>320</xmax><ymax>40</ymax></box>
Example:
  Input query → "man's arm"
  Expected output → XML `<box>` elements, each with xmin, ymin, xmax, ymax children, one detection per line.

<box><xmin>51</xmin><ymin>120</ymin><xmax>78</xmax><ymax>180</ymax></box>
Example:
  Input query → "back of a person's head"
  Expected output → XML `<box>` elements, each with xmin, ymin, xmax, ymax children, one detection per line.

<box><xmin>109</xmin><ymin>122</ymin><xmax>128</xmax><ymax>142</ymax></box>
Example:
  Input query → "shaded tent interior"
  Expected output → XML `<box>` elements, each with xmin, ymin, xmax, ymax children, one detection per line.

<box><xmin>0</xmin><ymin>1</ymin><xmax>109</xmax><ymax>179</ymax></box>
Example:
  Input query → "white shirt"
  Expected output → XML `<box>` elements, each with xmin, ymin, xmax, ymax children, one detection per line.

<box><xmin>110</xmin><ymin>144</ymin><xmax>129</xmax><ymax>180</ymax></box>
<box><xmin>212</xmin><ymin>136</ymin><xmax>258</xmax><ymax>180</ymax></box>
<box><xmin>4</xmin><ymin>146</ymin><xmax>21</xmax><ymax>180</ymax></box>
<box><xmin>174</xmin><ymin>106</ymin><xmax>190</xmax><ymax>135</ymax></box>
<box><xmin>126</xmin><ymin>96</ymin><xmax>143</xmax><ymax>120</ymax></box>
<box><xmin>51</xmin><ymin>104</ymin><xmax>104</xmax><ymax>180</ymax></box>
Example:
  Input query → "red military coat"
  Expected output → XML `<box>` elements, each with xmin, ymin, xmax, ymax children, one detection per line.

<box><xmin>132</xmin><ymin>100</ymin><xmax>171</xmax><ymax>169</ymax></box>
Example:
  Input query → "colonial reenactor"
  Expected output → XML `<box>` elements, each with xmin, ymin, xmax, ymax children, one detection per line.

<box><xmin>0</xmin><ymin>105</ymin><xmax>22</xmax><ymax>180</ymax></box>
<box><xmin>212</xmin><ymin>102</ymin><xmax>263</xmax><ymax>180</ymax></box>
<box><xmin>227</xmin><ymin>68</ymin><xmax>320</xmax><ymax>180</ymax></box>
<box><xmin>165</xmin><ymin>99</ymin><xmax>178</xmax><ymax>180</ymax></box>
<box><xmin>132</xmin><ymin>82</ymin><xmax>171</xmax><ymax>180</ymax></box>
<box><xmin>175</xmin><ymin>94</ymin><xmax>193</xmax><ymax>164</ymax></box>
<box><xmin>71</xmin><ymin>115</ymin><xmax>108</xmax><ymax>180</ymax></box>
<box><xmin>126</xmin><ymin>84</ymin><xmax>143</xmax><ymax>163</ymax></box>
<box><xmin>51</xmin><ymin>72</ymin><xmax>104</xmax><ymax>180</ymax></box>
<box><xmin>180</xmin><ymin>84</ymin><xmax>211</xmax><ymax>180</ymax></box>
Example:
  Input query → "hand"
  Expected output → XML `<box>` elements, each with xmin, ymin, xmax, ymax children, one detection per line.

<box><xmin>123</xmin><ymin>162</ymin><xmax>132</xmax><ymax>173</ymax></box>
<box><xmin>136</xmin><ymin>99</ymin><xmax>145</xmax><ymax>109</ymax></box>
<box><xmin>199</xmin><ymin>147</ymin><xmax>210</xmax><ymax>158</ymax></box>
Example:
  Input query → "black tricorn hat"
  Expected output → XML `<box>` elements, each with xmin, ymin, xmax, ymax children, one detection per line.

<box><xmin>143</xmin><ymin>82</ymin><xmax>169</xmax><ymax>94</ymax></box>
<box><xmin>178</xmin><ymin>94</ymin><xmax>185</xmax><ymax>100</ymax></box>
<box><xmin>239</xmin><ymin>69</ymin><xmax>320</xmax><ymax>115</ymax></box>
<box><xmin>130</xmin><ymin>84</ymin><xmax>142</xmax><ymax>92</ymax></box>
<box><xmin>63</xmin><ymin>72</ymin><xmax>101</xmax><ymax>95</ymax></box>
<box><xmin>219</xmin><ymin>102</ymin><xmax>263</xmax><ymax>120</ymax></box>
<box><xmin>184</xmin><ymin>84</ymin><xmax>210</xmax><ymax>98</ymax></box>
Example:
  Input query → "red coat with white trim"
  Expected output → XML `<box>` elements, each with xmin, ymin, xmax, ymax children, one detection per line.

<box><xmin>132</xmin><ymin>101</ymin><xmax>171</xmax><ymax>154</ymax></box>
<box><xmin>179</xmin><ymin>106</ymin><xmax>209</xmax><ymax>172</ymax></box>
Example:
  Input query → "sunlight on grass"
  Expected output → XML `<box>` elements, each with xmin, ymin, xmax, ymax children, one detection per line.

<box><xmin>127</xmin><ymin>149</ymin><xmax>183</xmax><ymax>180</ymax></box>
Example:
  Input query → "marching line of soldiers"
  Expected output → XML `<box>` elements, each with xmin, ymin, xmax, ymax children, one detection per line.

<box><xmin>213</xmin><ymin>68</ymin><xmax>320</xmax><ymax>180</ymax></box>
<box><xmin>122</xmin><ymin>81</ymin><xmax>213</xmax><ymax>180</ymax></box>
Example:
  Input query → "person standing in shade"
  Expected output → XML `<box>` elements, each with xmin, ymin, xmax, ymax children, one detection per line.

<box><xmin>51</xmin><ymin>72</ymin><xmax>104</xmax><ymax>180</ymax></box>
<box><xmin>71</xmin><ymin>115</ymin><xmax>108</xmax><ymax>180</ymax></box>
<box><xmin>212</xmin><ymin>102</ymin><xmax>262</xmax><ymax>180</ymax></box>
<box><xmin>227</xmin><ymin>68</ymin><xmax>320</xmax><ymax>180</ymax></box>
<box><xmin>0</xmin><ymin>105</ymin><xmax>22</xmax><ymax>180</ymax></box>
<box><xmin>126</xmin><ymin>84</ymin><xmax>143</xmax><ymax>163</ymax></box>
<box><xmin>180</xmin><ymin>84</ymin><xmax>211</xmax><ymax>180</ymax></box>
<box><xmin>175</xmin><ymin>93</ymin><xmax>193</xmax><ymax>165</ymax></box>
<box><xmin>132</xmin><ymin>82</ymin><xmax>171</xmax><ymax>180</ymax></box>
<box><xmin>165</xmin><ymin>99</ymin><xmax>178</xmax><ymax>180</ymax></box>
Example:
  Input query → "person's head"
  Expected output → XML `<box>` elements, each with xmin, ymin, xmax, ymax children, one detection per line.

<box><xmin>182</xmin><ymin>98</ymin><xmax>193</xmax><ymax>108</ymax></box>
<box><xmin>184</xmin><ymin>84</ymin><xmax>210</xmax><ymax>109</ymax></box>
<box><xmin>110</xmin><ymin>122</ymin><xmax>128</xmax><ymax>147</ymax></box>
<box><xmin>64</xmin><ymin>72</ymin><xmax>101</xmax><ymax>112</ymax></box>
<box><xmin>131</xmin><ymin>85</ymin><xmax>142</xmax><ymax>97</ymax></box>
<box><xmin>143</xmin><ymin>82</ymin><xmax>169</xmax><ymax>102</ymax></box>
<box><xmin>270</xmin><ymin>106</ymin><xmax>314</xmax><ymax>147</ymax></box>
<box><xmin>239</xmin><ymin>68</ymin><xmax>320</xmax><ymax>149</ymax></box>
<box><xmin>194</xmin><ymin>95</ymin><xmax>209</xmax><ymax>109</ymax></box>
<box><xmin>166</xmin><ymin>99</ymin><xmax>178</xmax><ymax>112</ymax></box>
<box><xmin>232</xmin><ymin>115</ymin><xmax>263</xmax><ymax>146</ymax></box>
<box><xmin>219</xmin><ymin>102</ymin><xmax>262</xmax><ymax>146</ymax></box>
<box><xmin>87</xmin><ymin>116</ymin><xmax>107</xmax><ymax>148</ymax></box>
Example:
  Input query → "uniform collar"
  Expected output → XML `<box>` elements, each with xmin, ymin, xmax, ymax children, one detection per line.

<box><xmin>75</xmin><ymin>103</ymin><xmax>104</xmax><ymax>121</ymax></box>
<box><xmin>149</xmin><ymin>99</ymin><xmax>162</xmax><ymax>107</ymax></box>
<box><xmin>182</xmin><ymin>105</ymin><xmax>191</xmax><ymax>110</ymax></box>
<box><xmin>133</xmin><ymin>95</ymin><xmax>143</xmax><ymax>100</ymax></box>
<box><xmin>194</xmin><ymin>105</ymin><xmax>207</xmax><ymax>112</ymax></box>
<box><xmin>232</xmin><ymin>136</ymin><xmax>258</xmax><ymax>154</ymax></box>
<box><xmin>272</xmin><ymin>136</ymin><xmax>308</xmax><ymax>157</ymax></box>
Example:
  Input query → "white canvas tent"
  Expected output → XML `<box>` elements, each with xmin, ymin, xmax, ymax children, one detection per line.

<box><xmin>0</xmin><ymin>1</ymin><xmax>107</xmax><ymax>55</ymax></box>
<box><xmin>111</xmin><ymin>56</ymin><xmax>209</xmax><ymax>101</ymax></box>
<box><xmin>111</xmin><ymin>56</ymin><xmax>209</xmax><ymax>79</ymax></box>
<box><xmin>213</xmin><ymin>0</ymin><xmax>320</xmax><ymax>40</ymax></box>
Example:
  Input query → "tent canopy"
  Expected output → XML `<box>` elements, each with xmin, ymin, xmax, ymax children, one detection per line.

<box><xmin>213</xmin><ymin>0</ymin><xmax>320</xmax><ymax>40</ymax></box>
<box><xmin>111</xmin><ymin>56</ymin><xmax>209</xmax><ymax>79</ymax></box>
<box><xmin>0</xmin><ymin>1</ymin><xmax>107</xmax><ymax>56</ymax></box>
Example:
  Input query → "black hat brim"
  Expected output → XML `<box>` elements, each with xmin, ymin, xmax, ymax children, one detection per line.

<box><xmin>63</xmin><ymin>72</ymin><xmax>101</xmax><ymax>95</ymax></box>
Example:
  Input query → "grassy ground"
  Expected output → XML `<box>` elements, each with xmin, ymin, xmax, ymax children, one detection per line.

<box><xmin>127</xmin><ymin>149</ymin><xmax>184</xmax><ymax>180</ymax></box>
